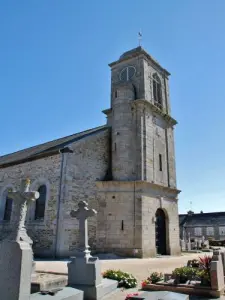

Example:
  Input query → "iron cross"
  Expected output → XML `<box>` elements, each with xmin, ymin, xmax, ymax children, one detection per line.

<box><xmin>70</xmin><ymin>201</ymin><xmax>97</xmax><ymax>257</ymax></box>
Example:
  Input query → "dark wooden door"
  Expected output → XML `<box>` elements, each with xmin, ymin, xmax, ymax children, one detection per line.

<box><xmin>155</xmin><ymin>209</ymin><xmax>167</xmax><ymax>255</ymax></box>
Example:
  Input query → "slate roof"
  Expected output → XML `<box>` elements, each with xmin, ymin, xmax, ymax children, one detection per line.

<box><xmin>0</xmin><ymin>125</ymin><xmax>108</xmax><ymax>168</ymax></box>
<box><xmin>179</xmin><ymin>212</ymin><xmax>225</xmax><ymax>227</ymax></box>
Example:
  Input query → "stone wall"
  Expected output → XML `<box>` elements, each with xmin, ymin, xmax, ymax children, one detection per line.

<box><xmin>96</xmin><ymin>181</ymin><xmax>180</xmax><ymax>258</ymax></box>
<box><xmin>0</xmin><ymin>129</ymin><xmax>109</xmax><ymax>258</ymax></box>
<box><xmin>0</xmin><ymin>154</ymin><xmax>62</xmax><ymax>257</ymax></box>
<box><xmin>55</xmin><ymin>129</ymin><xmax>109</xmax><ymax>257</ymax></box>
<box><xmin>140</xmin><ymin>189</ymin><xmax>180</xmax><ymax>257</ymax></box>
<box><xmin>96</xmin><ymin>186</ymin><xmax>139</xmax><ymax>256</ymax></box>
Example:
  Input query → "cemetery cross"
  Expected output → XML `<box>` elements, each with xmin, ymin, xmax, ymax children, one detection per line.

<box><xmin>7</xmin><ymin>178</ymin><xmax>39</xmax><ymax>242</ymax></box>
<box><xmin>70</xmin><ymin>200</ymin><xmax>97</xmax><ymax>258</ymax></box>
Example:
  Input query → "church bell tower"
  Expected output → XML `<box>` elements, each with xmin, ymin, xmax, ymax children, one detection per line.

<box><xmin>104</xmin><ymin>46</ymin><xmax>177</xmax><ymax>187</ymax></box>
<box><xmin>99</xmin><ymin>46</ymin><xmax>181</xmax><ymax>258</ymax></box>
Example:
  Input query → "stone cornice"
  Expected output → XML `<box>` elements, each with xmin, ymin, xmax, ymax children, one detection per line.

<box><xmin>109</xmin><ymin>47</ymin><xmax>170</xmax><ymax>77</ymax></box>
<box><xmin>132</xmin><ymin>99</ymin><xmax>178</xmax><ymax>127</ymax></box>
<box><xmin>103</xmin><ymin>100</ymin><xmax>178</xmax><ymax>126</ymax></box>
<box><xmin>102</xmin><ymin>108</ymin><xmax>112</xmax><ymax>116</ymax></box>
<box><xmin>96</xmin><ymin>180</ymin><xmax>181</xmax><ymax>198</ymax></box>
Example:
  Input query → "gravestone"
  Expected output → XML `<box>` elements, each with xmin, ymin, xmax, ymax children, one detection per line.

<box><xmin>193</xmin><ymin>238</ymin><xmax>198</xmax><ymax>249</ymax></box>
<box><xmin>210</xmin><ymin>250</ymin><xmax>225</xmax><ymax>296</ymax></box>
<box><xmin>197</xmin><ymin>239</ymin><xmax>201</xmax><ymax>249</ymax></box>
<box><xmin>220</xmin><ymin>248</ymin><xmax>225</xmax><ymax>275</ymax></box>
<box><xmin>68</xmin><ymin>200</ymin><xmax>117</xmax><ymax>300</ymax></box>
<box><xmin>0</xmin><ymin>179</ymin><xmax>39</xmax><ymax>300</ymax></box>
<box><xmin>180</xmin><ymin>239</ymin><xmax>186</xmax><ymax>251</ymax></box>
<box><xmin>186</xmin><ymin>241</ymin><xmax>191</xmax><ymax>251</ymax></box>
<box><xmin>204</xmin><ymin>239</ymin><xmax>209</xmax><ymax>249</ymax></box>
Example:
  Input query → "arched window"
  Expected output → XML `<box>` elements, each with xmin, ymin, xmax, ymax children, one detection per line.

<box><xmin>35</xmin><ymin>185</ymin><xmax>47</xmax><ymax>220</ymax></box>
<box><xmin>3</xmin><ymin>195</ymin><xmax>13</xmax><ymax>221</ymax></box>
<box><xmin>153</xmin><ymin>74</ymin><xmax>162</xmax><ymax>109</ymax></box>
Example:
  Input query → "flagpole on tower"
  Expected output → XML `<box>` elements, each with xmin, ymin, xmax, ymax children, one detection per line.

<box><xmin>138</xmin><ymin>30</ymin><xmax>142</xmax><ymax>47</ymax></box>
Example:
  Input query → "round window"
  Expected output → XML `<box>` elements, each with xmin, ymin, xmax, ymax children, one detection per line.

<box><xmin>120</xmin><ymin>66</ymin><xmax>136</xmax><ymax>81</ymax></box>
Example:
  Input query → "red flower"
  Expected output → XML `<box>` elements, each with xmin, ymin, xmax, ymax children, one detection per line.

<box><xmin>141</xmin><ymin>281</ymin><xmax>148</xmax><ymax>288</ymax></box>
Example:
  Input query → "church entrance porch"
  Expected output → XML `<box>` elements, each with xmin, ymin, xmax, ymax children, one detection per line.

<box><xmin>155</xmin><ymin>208</ymin><xmax>167</xmax><ymax>255</ymax></box>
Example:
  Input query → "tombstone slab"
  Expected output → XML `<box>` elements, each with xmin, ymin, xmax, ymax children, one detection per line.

<box><xmin>126</xmin><ymin>291</ymin><xmax>189</xmax><ymax>300</ymax></box>
<box><xmin>68</xmin><ymin>201</ymin><xmax>117</xmax><ymax>300</ymax></box>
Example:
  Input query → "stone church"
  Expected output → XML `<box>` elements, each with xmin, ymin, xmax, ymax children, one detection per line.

<box><xmin>0</xmin><ymin>46</ymin><xmax>181</xmax><ymax>258</ymax></box>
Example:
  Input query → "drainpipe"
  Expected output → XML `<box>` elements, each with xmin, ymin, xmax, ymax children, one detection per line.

<box><xmin>133</xmin><ymin>181</ymin><xmax>136</xmax><ymax>247</ymax></box>
<box><xmin>54</xmin><ymin>146</ymin><xmax>73</xmax><ymax>259</ymax></box>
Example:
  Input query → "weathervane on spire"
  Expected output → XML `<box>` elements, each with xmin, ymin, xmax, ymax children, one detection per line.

<box><xmin>138</xmin><ymin>30</ymin><xmax>142</xmax><ymax>46</ymax></box>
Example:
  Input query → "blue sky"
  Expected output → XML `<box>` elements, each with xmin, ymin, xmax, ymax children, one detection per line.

<box><xmin>0</xmin><ymin>1</ymin><xmax>225</xmax><ymax>214</ymax></box>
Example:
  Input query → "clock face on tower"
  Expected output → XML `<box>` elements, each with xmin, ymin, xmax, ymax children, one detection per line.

<box><xmin>120</xmin><ymin>66</ymin><xmax>136</xmax><ymax>82</ymax></box>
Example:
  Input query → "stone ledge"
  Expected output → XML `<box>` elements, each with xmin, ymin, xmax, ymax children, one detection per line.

<box><xmin>127</xmin><ymin>291</ymin><xmax>189</xmax><ymax>300</ymax></box>
<box><xmin>96</xmin><ymin>180</ymin><xmax>180</xmax><ymax>197</ymax></box>
<box><xmin>143</xmin><ymin>283</ymin><xmax>224</xmax><ymax>298</ymax></box>
<box><xmin>131</xmin><ymin>99</ymin><xmax>177</xmax><ymax>127</ymax></box>
<box><xmin>30</xmin><ymin>287</ymin><xmax>83</xmax><ymax>300</ymax></box>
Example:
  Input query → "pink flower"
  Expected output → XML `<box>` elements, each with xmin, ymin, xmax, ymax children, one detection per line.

<box><xmin>125</xmin><ymin>292</ymin><xmax>139</xmax><ymax>299</ymax></box>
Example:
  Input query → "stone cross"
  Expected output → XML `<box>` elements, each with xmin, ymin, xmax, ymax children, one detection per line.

<box><xmin>70</xmin><ymin>200</ymin><xmax>97</xmax><ymax>258</ymax></box>
<box><xmin>7</xmin><ymin>178</ymin><xmax>39</xmax><ymax>242</ymax></box>
<box><xmin>0</xmin><ymin>179</ymin><xmax>39</xmax><ymax>300</ymax></box>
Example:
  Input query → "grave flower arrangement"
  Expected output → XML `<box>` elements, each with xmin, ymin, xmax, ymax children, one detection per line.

<box><xmin>141</xmin><ymin>272</ymin><xmax>163</xmax><ymax>288</ymax></box>
<box><xmin>102</xmin><ymin>269</ymin><xmax>137</xmax><ymax>289</ymax></box>
<box><xmin>172</xmin><ymin>255</ymin><xmax>212</xmax><ymax>286</ymax></box>
<box><xmin>141</xmin><ymin>255</ymin><xmax>213</xmax><ymax>289</ymax></box>
<box><xmin>197</xmin><ymin>255</ymin><xmax>212</xmax><ymax>286</ymax></box>
<box><xmin>172</xmin><ymin>266</ymin><xmax>197</xmax><ymax>284</ymax></box>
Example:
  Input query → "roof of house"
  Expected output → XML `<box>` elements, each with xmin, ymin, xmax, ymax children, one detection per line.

<box><xmin>179</xmin><ymin>212</ymin><xmax>225</xmax><ymax>227</ymax></box>
<box><xmin>0</xmin><ymin>125</ymin><xmax>108</xmax><ymax>168</ymax></box>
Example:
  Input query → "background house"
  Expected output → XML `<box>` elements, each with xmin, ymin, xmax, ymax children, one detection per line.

<box><xmin>179</xmin><ymin>212</ymin><xmax>225</xmax><ymax>241</ymax></box>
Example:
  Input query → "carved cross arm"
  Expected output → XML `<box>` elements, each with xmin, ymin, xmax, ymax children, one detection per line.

<box><xmin>70</xmin><ymin>210</ymin><xmax>78</xmax><ymax>218</ymax></box>
<box><xmin>7</xmin><ymin>191</ymin><xmax>39</xmax><ymax>204</ymax></box>
<box><xmin>24</xmin><ymin>191</ymin><xmax>40</xmax><ymax>204</ymax></box>
<box><xmin>87</xmin><ymin>209</ymin><xmax>97</xmax><ymax>217</ymax></box>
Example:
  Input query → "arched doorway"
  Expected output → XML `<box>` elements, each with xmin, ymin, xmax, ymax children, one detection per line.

<box><xmin>155</xmin><ymin>208</ymin><xmax>167</xmax><ymax>255</ymax></box>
